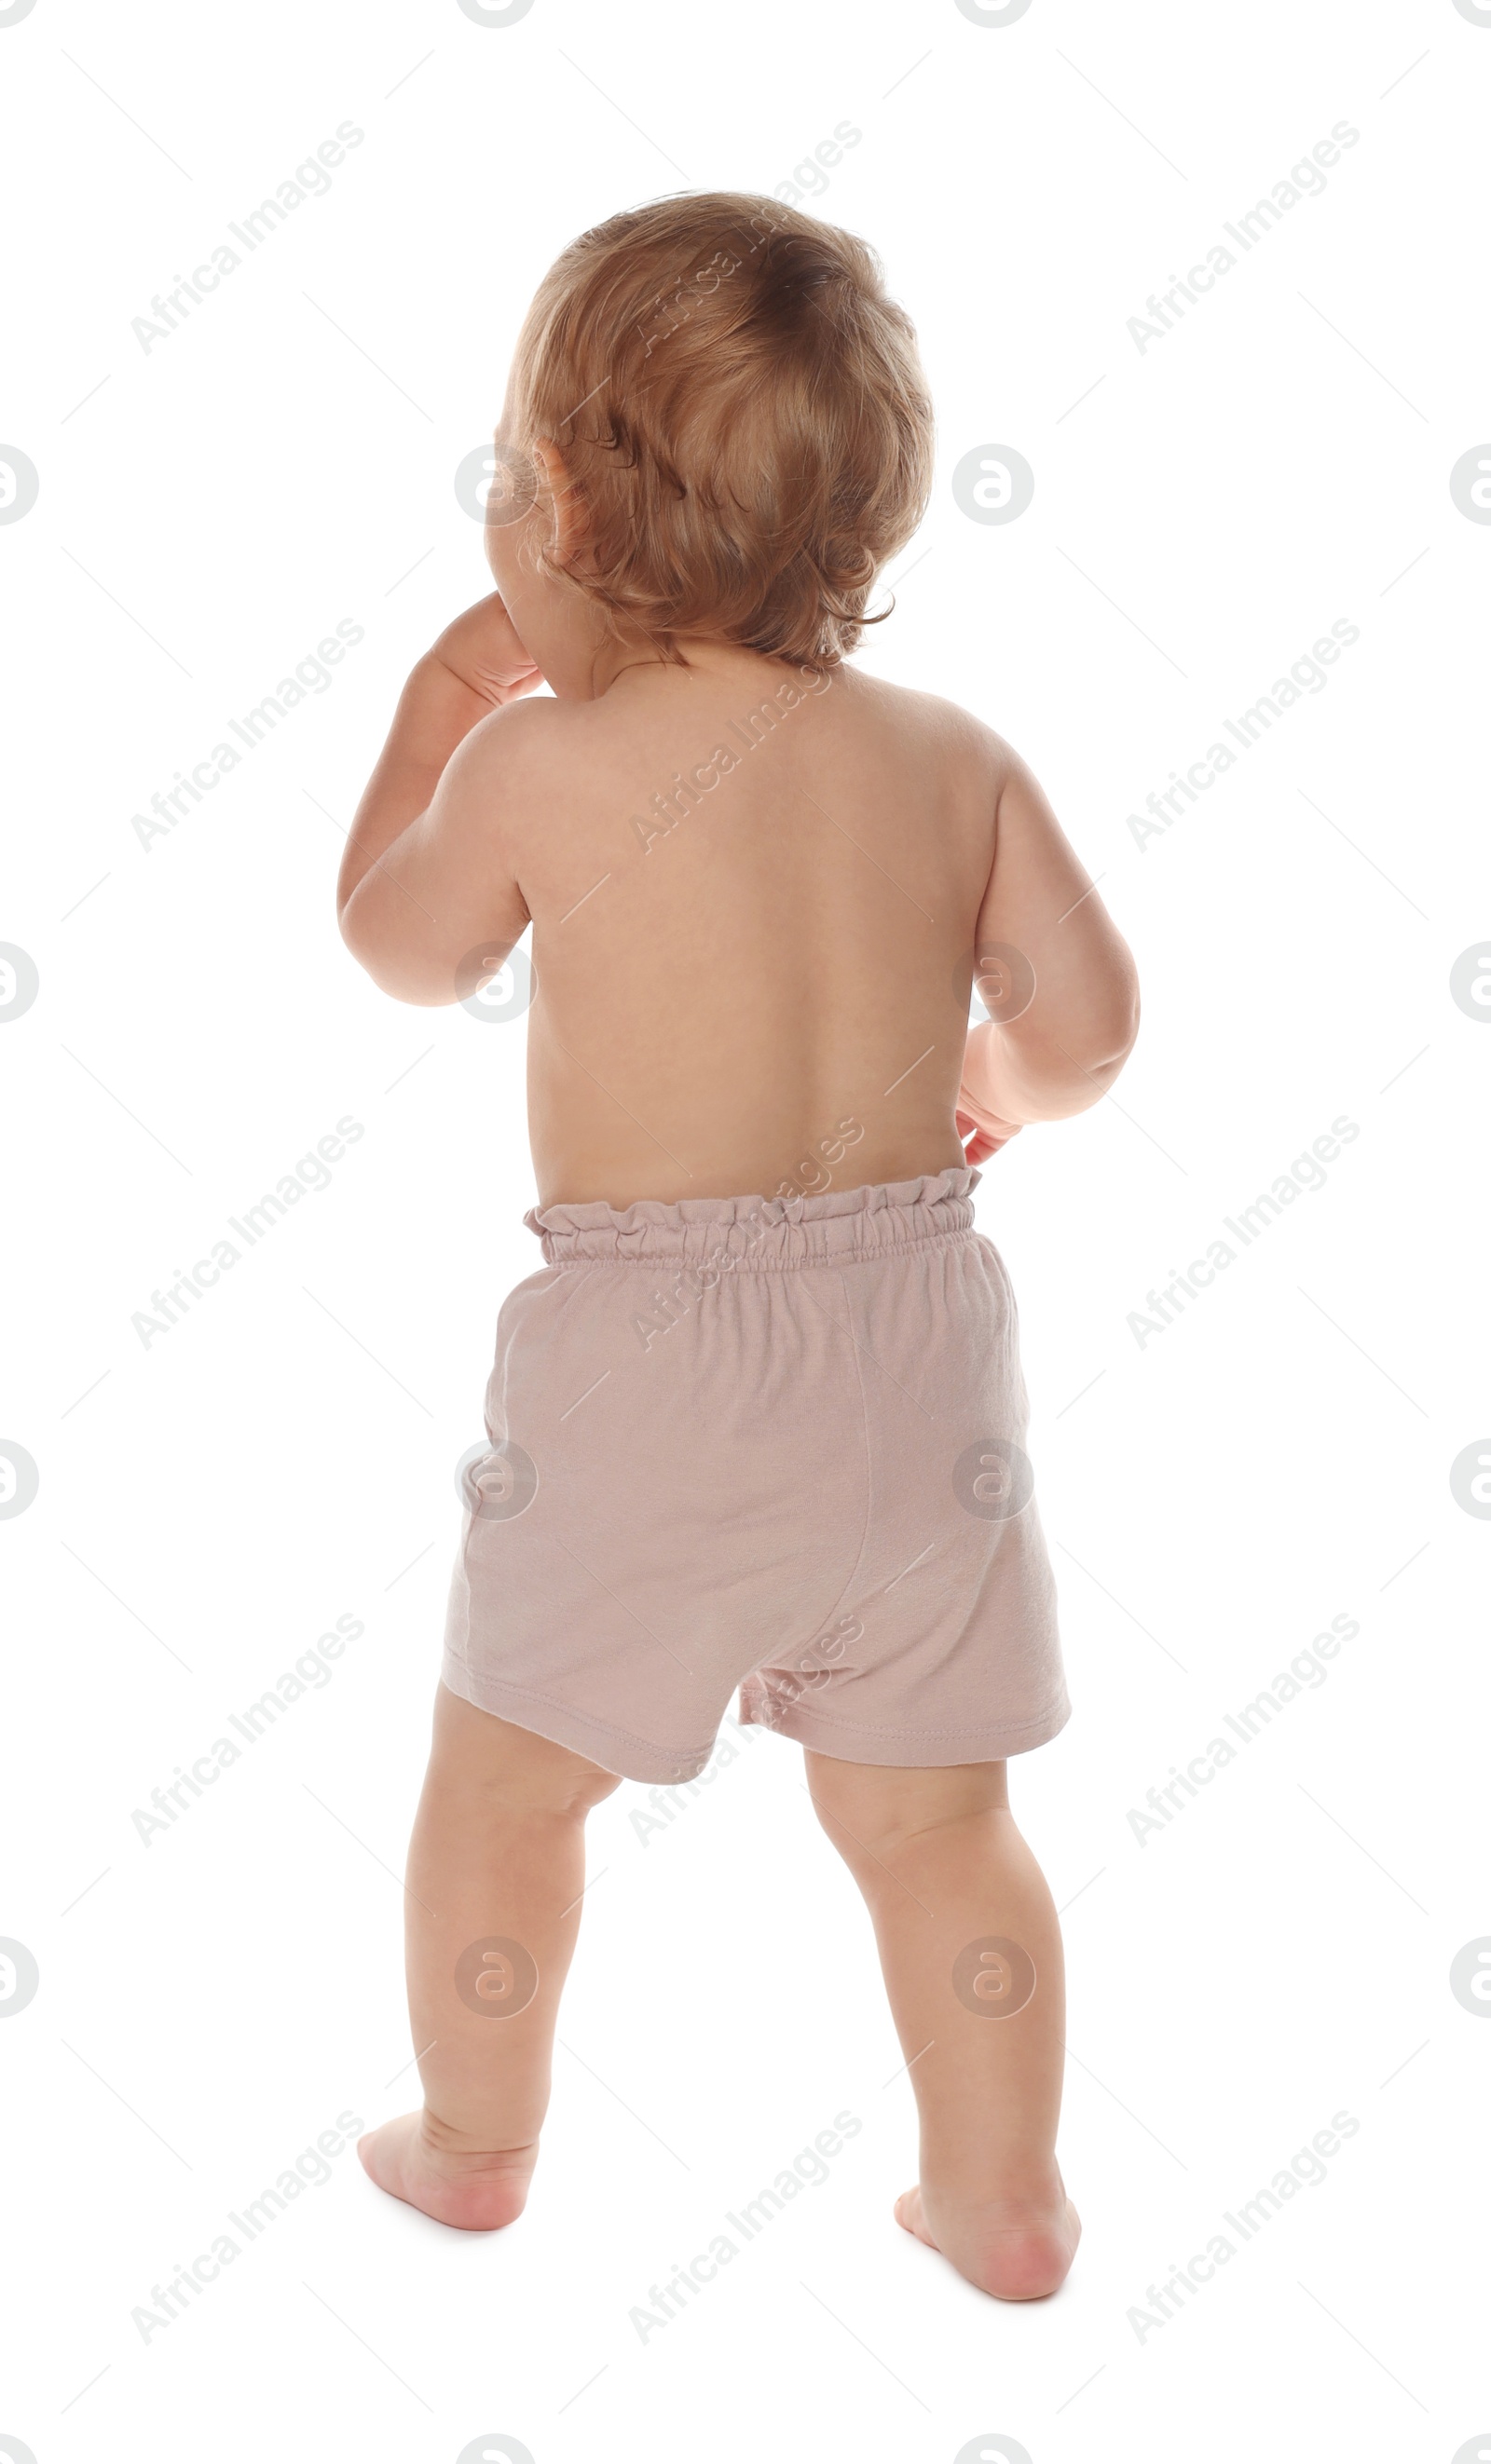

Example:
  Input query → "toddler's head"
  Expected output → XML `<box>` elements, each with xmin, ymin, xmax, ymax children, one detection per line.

<box><xmin>487</xmin><ymin>192</ymin><xmax>933</xmax><ymax>675</ymax></box>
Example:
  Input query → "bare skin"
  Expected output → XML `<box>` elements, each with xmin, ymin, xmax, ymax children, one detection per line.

<box><xmin>807</xmin><ymin>1749</ymin><xmax>1081</xmax><ymax>2298</ymax></box>
<box><xmin>345</xmin><ymin>430</ymin><xmax>1135</xmax><ymax>2294</ymax></box>
<box><xmin>336</xmin><ymin>440</ymin><xmax>1139</xmax><ymax>1198</ymax></box>
<box><xmin>359</xmin><ymin>1687</ymin><xmax>620</xmax><ymax>2232</ymax></box>
<box><xmin>360</xmin><ymin>1690</ymin><xmax>1078</xmax><ymax>2295</ymax></box>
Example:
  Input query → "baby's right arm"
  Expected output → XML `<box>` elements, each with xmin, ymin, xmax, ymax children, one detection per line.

<box><xmin>336</xmin><ymin>594</ymin><xmax>546</xmax><ymax>1006</ymax></box>
<box><xmin>958</xmin><ymin>742</ymin><xmax>1140</xmax><ymax>1149</ymax></box>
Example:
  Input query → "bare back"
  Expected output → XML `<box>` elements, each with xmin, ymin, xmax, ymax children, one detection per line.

<box><xmin>502</xmin><ymin>655</ymin><xmax>1000</xmax><ymax>1208</ymax></box>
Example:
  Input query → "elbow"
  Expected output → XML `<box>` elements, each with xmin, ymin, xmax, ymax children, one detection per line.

<box><xmin>336</xmin><ymin>896</ymin><xmax>383</xmax><ymax>987</ymax></box>
<box><xmin>1069</xmin><ymin>987</ymin><xmax>1141</xmax><ymax>1106</ymax></box>
<box><xmin>336</xmin><ymin>872</ymin><xmax>369</xmax><ymax>963</ymax></box>
<box><xmin>1078</xmin><ymin>949</ymin><xmax>1141</xmax><ymax>1080</ymax></box>
<box><xmin>1094</xmin><ymin>972</ymin><xmax>1142</xmax><ymax>1076</ymax></box>
<box><xmin>969</xmin><ymin>957</ymin><xmax>1141</xmax><ymax>1125</ymax></box>
<box><xmin>337</xmin><ymin>892</ymin><xmax>456</xmax><ymax>1008</ymax></box>
<box><xmin>344</xmin><ymin>949</ymin><xmax>458</xmax><ymax>1008</ymax></box>
<box><xmin>1033</xmin><ymin>976</ymin><xmax>1141</xmax><ymax>1117</ymax></box>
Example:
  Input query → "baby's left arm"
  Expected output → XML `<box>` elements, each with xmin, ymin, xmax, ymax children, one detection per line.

<box><xmin>959</xmin><ymin>741</ymin><xmax>1140</xmax><ymax>1137</ymax></box>
<box><xmin>336</xmin><ymin>594</ymin><xmax>546</xmax><ymax>1005</ymax></box>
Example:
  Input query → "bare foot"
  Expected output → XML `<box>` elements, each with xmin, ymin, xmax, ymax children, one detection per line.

<box><xmin>894</xmin><ymin>2182</ymin><xmax>1081</xmax><ymax>2300</ymax></box>
<box><xmin>358</xmin><ymin>2112</ymin><xmax>538</xmax><ymax>2231</ymax></box>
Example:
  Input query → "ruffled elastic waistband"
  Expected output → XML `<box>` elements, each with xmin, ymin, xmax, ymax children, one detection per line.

<box><xmin>524</xmin><ymin>1166</ymin><xmax>980</xmax><ymax>1269</ymax></box>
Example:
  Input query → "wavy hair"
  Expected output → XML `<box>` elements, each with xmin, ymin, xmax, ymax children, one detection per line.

<box><xmin>500</xmin><ymin>192</ymin><xmax>935</xmax><ymax>666</ymax></box>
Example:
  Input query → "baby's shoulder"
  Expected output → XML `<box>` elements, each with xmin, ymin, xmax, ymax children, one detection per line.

<box><xmin>833</xmin><ymin>666</ymin><xmax>1018</xmax><ymax>785</ymax></box>
<box><xmin>457</xmin><ymin>689</ymin><xmax>573</xmax><ymax>775</ymax></box>
<box><xmin>443</xmin><ymin>690</ymin><xmax>602</xmax><ymax>828</ymax></box>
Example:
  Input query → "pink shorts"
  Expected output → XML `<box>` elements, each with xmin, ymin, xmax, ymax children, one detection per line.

<box><xmin>442</xmin><ymin>1167</ymin><xmax>1068</xmax><ymax>1781</ymax></box>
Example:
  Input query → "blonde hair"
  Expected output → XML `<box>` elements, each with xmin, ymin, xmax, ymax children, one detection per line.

<box><xmin>500</xmin><ymin>192</ymin><xmax>934</xmax><ymax>666</ymax></box>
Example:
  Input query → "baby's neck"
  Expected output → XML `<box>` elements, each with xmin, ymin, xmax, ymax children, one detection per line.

<box><xmin>573</xmin><ymin>633</ymin><xmax>787</xmax><ymax>703</ymax></box>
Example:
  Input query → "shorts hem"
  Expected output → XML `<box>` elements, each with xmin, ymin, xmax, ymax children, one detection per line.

<box><xmin>439</xmin><ymin>1655</ymin><xmax>715</xmax><ymax>1785</ymax></box>
<box><xmin>737</xmin><ymin>1688</ymin><xmax>1073</xmax><ymax>1767</ymax></box>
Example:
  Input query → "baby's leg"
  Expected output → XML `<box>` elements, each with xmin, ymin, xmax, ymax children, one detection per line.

<box><xmin>360</xmin><ymin>1683</ymin><xmax>620</xmax><ymax>2230</ymax></box>
<box><xmin>807</xmin><ymin>1750</ymin><xmax>1079</xmax><ymax>2300</ymax></box>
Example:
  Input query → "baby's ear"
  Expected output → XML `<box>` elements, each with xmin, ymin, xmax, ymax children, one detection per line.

<box><xmin>532</xmin><ymin>438</ymin><xmax>590</xmax><ymax>561</ymax></box>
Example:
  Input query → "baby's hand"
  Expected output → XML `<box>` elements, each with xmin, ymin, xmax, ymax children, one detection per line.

<box><xmin>956</xmin><ymin>1106</ymin><xmax>1023</xmax><ymax>1165</ymax></box>
<box><xmin>430</xmin><ymin>592</ymin><xmax>545</xmax><ymax>710</ymax></box>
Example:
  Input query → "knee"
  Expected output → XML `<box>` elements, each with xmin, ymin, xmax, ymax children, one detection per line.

<box><xmin>521</xmin><ymin>1752</ymin><xmax>622</xmax><ymax>1820</ymax></box>
<box><xmin>560</xmin><ymin>1761</ymin><xmax>623</xmax><ymax>1817</ymax></box>
<box><xmin>804</xmin><ymin>1757</ymin><xmax>915</xmax><ymax>1863</ymax></box>
<box><xmin>447</xmin><ymin>1741</ymin><xmax>621</xmax><ymax>1825</ymax></box>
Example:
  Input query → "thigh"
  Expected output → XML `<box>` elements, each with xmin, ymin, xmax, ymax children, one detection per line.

<box><xmin>430</xmin><ymin>1681</ymin><xmax>621</xmax><ymax>1814</ymax></box>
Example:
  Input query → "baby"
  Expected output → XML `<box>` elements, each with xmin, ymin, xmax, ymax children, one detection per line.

<box><xmin>337</xmin><ymin>192</ymin><xmax>1138</xmax><ymax>2301</ymax></box>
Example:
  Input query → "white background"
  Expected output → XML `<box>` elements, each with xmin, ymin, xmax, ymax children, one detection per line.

<box><xmin>2</xmin><ymin>0</ymin><xmax>1488</xmax><ymax>2457</ymax></box>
